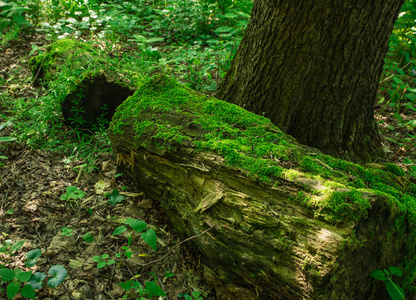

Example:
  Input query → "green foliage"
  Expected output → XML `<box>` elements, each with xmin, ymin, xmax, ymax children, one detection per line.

<box><xmin>0</xmin><ymin>0</ymin><xmax>31</xmax><ymax>33</ymax></box>
<box><xmin>60</xmin><ymin>186</ymin><xmax>86</xmax><ymax>203</ymax></box>
<box><xmin>60</xmin><ymin>226</ymin><xmax>73</xmax><ymax>237</ymax></box>
<box><xmin>106</xmin><ymin>189</ymin><xmax>125</xmax><ymax>206</ymax></box>
<box><xmin>92</xmin><ymin>254</ymin><xmax>115</xmax><ymax>269</ymax></box>
<box><xmin>370</xmin><ymin>267</ymin><xmax>405</xmax><ymax>300</ymax></box>
<box><xmin>178</xmin><ymin>291</ymin><xmax>204</xmax><ymax>300</ymax></box>
<box><xmin>0</xmin><ymin>247</ymin><xmax>67</xmax><ymax>300</ymax></box>
<box><xmin>82</xmin><ymin>233</ymin><xmax>94</xmax><ymax>243</ymax></box>
<box><xmin>0</xmin><ymin>240</ymin><xmax>25</xmax><ymax>256</ymax></box>
<box><xmin>112</xmin><ymin>218</ymin><xmax>158</xmax><ymax>252</ymax></box>
<box><xmin>119</xmin><ymin>279</ymin><xmax>167</xmax><ymax>299</ymax></box>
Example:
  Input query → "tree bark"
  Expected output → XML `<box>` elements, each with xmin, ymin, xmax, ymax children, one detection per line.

<box><xmin>216</xmin><ymin>0</ymin><xmax>405</xmax><ymax>162</ymax></box>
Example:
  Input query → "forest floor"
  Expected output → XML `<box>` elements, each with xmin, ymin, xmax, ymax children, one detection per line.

<box><xmin>0</xmin><ymin>37</ymin><xmax>214</xmax><ymax>299</ymax></box>
<box><xmin>1</xmin><ymin>35</ymin><xmax>416</xmax><ymax>300</ymax></box>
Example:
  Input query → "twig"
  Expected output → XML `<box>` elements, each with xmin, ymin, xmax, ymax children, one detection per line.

<box><xmin>136</xmin><ymin>224</ymin><xmax>219</xmax><ymax>267</ymax></box>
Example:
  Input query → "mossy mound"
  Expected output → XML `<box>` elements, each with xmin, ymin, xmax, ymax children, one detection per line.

<box><xmin>110</xmin><ymin>74</ymin><xmax>416</xmax><ymax>295</ymax></box>
<box><xmin>28</xmin><ymin>38</ymin><xmax>96</xmax><ymax>86</ymax></box>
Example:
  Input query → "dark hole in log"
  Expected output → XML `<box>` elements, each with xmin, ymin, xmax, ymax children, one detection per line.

<box><xmin>62</xmin><ymin>74</ymin><xmax>134</xmax><ymax>132</ymax></box>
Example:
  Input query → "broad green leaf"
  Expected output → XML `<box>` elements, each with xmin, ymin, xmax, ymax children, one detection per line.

<box><xmin>97</xmin><ymin>261</ymin><xmax>106</xmax><ymax>269</ymax></box>
<box><xmin>112</xmin><ymin>225</ymin><xmax>127</xmax><ymax>236</ymax></box>
<box><xmin>16</xmin><ymin>271</ymin><xmax>32</xmax><ymax>282</ymax></box>
<box><xmin>25</xmin><ymin>249</ymin><xmax>42</xmax><ymax>267</ymax></box>
<box><xmin>10</xmin><ymin>240</ymin><xmax>25</xmax><ymax>252</ymax></box>
<box><xmin>0</xmin><ymin>268</ymin><xmax>15</xmax><ymax>282</ymax></box>
<box><xmin>7</xmin><ymin>282</ymin><xmax>21</xmax><ymax>299</ymax></box>
<box><xmin>145</xmin><ymin>281</ymin><xmax>166</xmax><ymax>297</ymax></box>
<box><xmin>101</xmin><ymin>253</ymin><xmax>109</xmax><ymax>259</ymax></box>
<box><xmin>20</xmin><ymin>284</ymin><xmax>36</xmax><ymax>299</ymax></box>
<box><xmin>385</xmin><ymin>280</ymin><xmax>405</xmax><ymax>300</ymax></box>
<box><xmin>107</xmin><ymin>260</ymin><xmax>115</xmax><ymax>265</ymax></box>
<box><xmin>370</xmin><ymin>269</ymin><xmax>387</xmax><ymax>281</ymax></box>
<box><xmin>389</xmin><ymin>266</ymin><xmax>403</xmax><ymax>277</ymax></box>
<box><xmin>27</xmin><ymin>272</ymin><xmax>46</xmax><ymax>289</ymax></box>
<box><xmin>47</xmin><ymin>265</ymin><xmax>67</xmax><ymax>288</ymax></box>
<box><xmin>142</xmin><ymin>228</ymin><xmax>157</xmax><ymax>252</ymax></box>
<box><xmin>125</xmin><ymin>218</ymin><xmax>147</xmax><ymax>233</ymax></box>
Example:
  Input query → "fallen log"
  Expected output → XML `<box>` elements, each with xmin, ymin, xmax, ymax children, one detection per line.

<box><xmin>108</xmin><ymin>74</ymin><xmax>416</xmax><ymax>299</ymax></box>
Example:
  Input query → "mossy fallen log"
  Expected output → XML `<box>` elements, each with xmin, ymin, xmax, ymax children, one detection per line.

<box><xmin>108</xmin><ymin>74</ymin><xmax>416</xmax><ymax>299</ymax></box>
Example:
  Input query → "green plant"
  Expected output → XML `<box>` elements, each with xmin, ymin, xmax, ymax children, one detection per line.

<box><xmin>0</xmin><ymin>1</ymin><xmax>31</xmax><ymax>33</ymax></box>
<box><xmin>120</xmin><ymin>279</ymin><xmax>166</xmax><ymax>299</ymax></box>
<box><xmin>0</xmin><ymin>240</ymin><xmax>25</xmax><ymax>258</ymax></box>
<box><xmin>82</xmin><ymin>233</ymin><xmax>94</xmax><ymax>243</ymax></box>
<box><xmin>164</xmin><ymin>270</ymin><xmax>174</xmax><ymax>279</ymax></box>
<box><xmin>106</xmin><ymin>189</ymin><xmax>125</xmax><ymax>206</ymax></box>
<box><xmin>112</xmin><ymin>218</ymin><xmax>157</xmax><ymax>252</ymax></box>
<box><xmin>0</xmin><ymin>248</ymin><xmax>67</xmax><ymax>300</ymax></box>
<box><xmin>60</xmin><ymin>186</ymin><xmax>86</xmax><ymax>207</ymax></box>
<box><xmin>60</xmin><ymin>226</ymin><xmax>73</xmax><ymax>237</ymax></box>
<box><xmin>92</xmin><ymin>253</ymin><xmax>115</xmax><ymax>269</ymax></box>
<box><xmin>178</xmin><ymin>290</ymin><xmax>204</xmax><ymax>300</ymax></box>
<box><xmin>370</xmin><ymin>266</ymin><xmax>405</xmax><ymax>300</ymax></box>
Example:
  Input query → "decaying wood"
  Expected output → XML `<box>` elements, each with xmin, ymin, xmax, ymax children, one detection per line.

<box><xmin>109</xmin><ymin>122</ymin><xmax>408</xmax><ymax>299</ymax></box>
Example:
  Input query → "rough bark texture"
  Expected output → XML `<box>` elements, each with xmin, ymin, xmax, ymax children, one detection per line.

<box><xmin>216</xmin><ymin>0</ymin><xmax>405</xmax><ymax>163</ymax></box>
<box><xmin>108</xmin><ymin>75</ymin><xmax>416</xmax><ymax>300</ymax></box>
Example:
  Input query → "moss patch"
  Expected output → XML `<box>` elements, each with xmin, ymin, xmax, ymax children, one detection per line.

<box><xmin>28</xmin><ymin>38</ymin><xmax>96</xmax><ymax>85</ymax></box>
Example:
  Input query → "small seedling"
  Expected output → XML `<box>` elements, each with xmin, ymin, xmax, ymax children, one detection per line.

<box><xmin>370</xmin><ymin>266</ymin><xmax>404</xmax><ymax>300</ymax></box>
<box><xmin>60</xmin><ymin>227</ymin><xmax>73</xmax><ymax>237</ymax></box>
<box><xmin>165</xmin><ymin>271</ymin><xmax>175</xmax><ymax>279</ymax></box>
<box><xmin>60</xmin><ymin>186</ymin><xmax>86</xmax><ymax>208</ymax></box>
<box><xmin>178</xmin><ymin>291</ymin><xmax>204</xmax><ymax>300</ymax></box>
<box><xmin>92</xmin><ymin>254</ymin><xmax>115</xmax><ymax>269</ymax></box>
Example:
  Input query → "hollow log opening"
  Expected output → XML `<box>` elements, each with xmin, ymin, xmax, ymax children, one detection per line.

<box><xmin>62</xmin><ymin>73</ymin><xmax>134</xmax><ymax>132</ymax></box>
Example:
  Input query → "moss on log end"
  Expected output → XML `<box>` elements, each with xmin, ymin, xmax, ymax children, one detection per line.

<box><xmin>109</xmin><ymin>74</ymin><xmax>416</xmax><ymax>299</ymax></box>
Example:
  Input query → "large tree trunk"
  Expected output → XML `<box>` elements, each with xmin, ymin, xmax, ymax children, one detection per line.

<box><xmin>216</xmin><ymin>0</ymin><xmax>404</xmax><ymax>163</ymax></box>
<box><xmin>108</xmin><ymin>75</ymin><xmax>416</xmax><ymax>300</ymax></box>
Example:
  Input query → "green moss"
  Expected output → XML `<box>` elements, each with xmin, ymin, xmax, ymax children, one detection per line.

<box><xmin>111</xmin><ymin>74</ymin><xmax>297</xmax><ymax>181</ymax></box>
<box><xmin>28</xmin><ymin>38</ymin><xmax>95</xmax><ymax>84</ymax></box>
<box><xmin>384</xmin><ymin>163</ymin><xmax>405</xmax><ymax>177</ymax></box>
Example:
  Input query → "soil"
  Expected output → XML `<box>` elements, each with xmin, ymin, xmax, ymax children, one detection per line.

<box><xmin>1</xmin><ymin>33</ymin><xmax>416</xmax><ymax>300</ymax></box>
